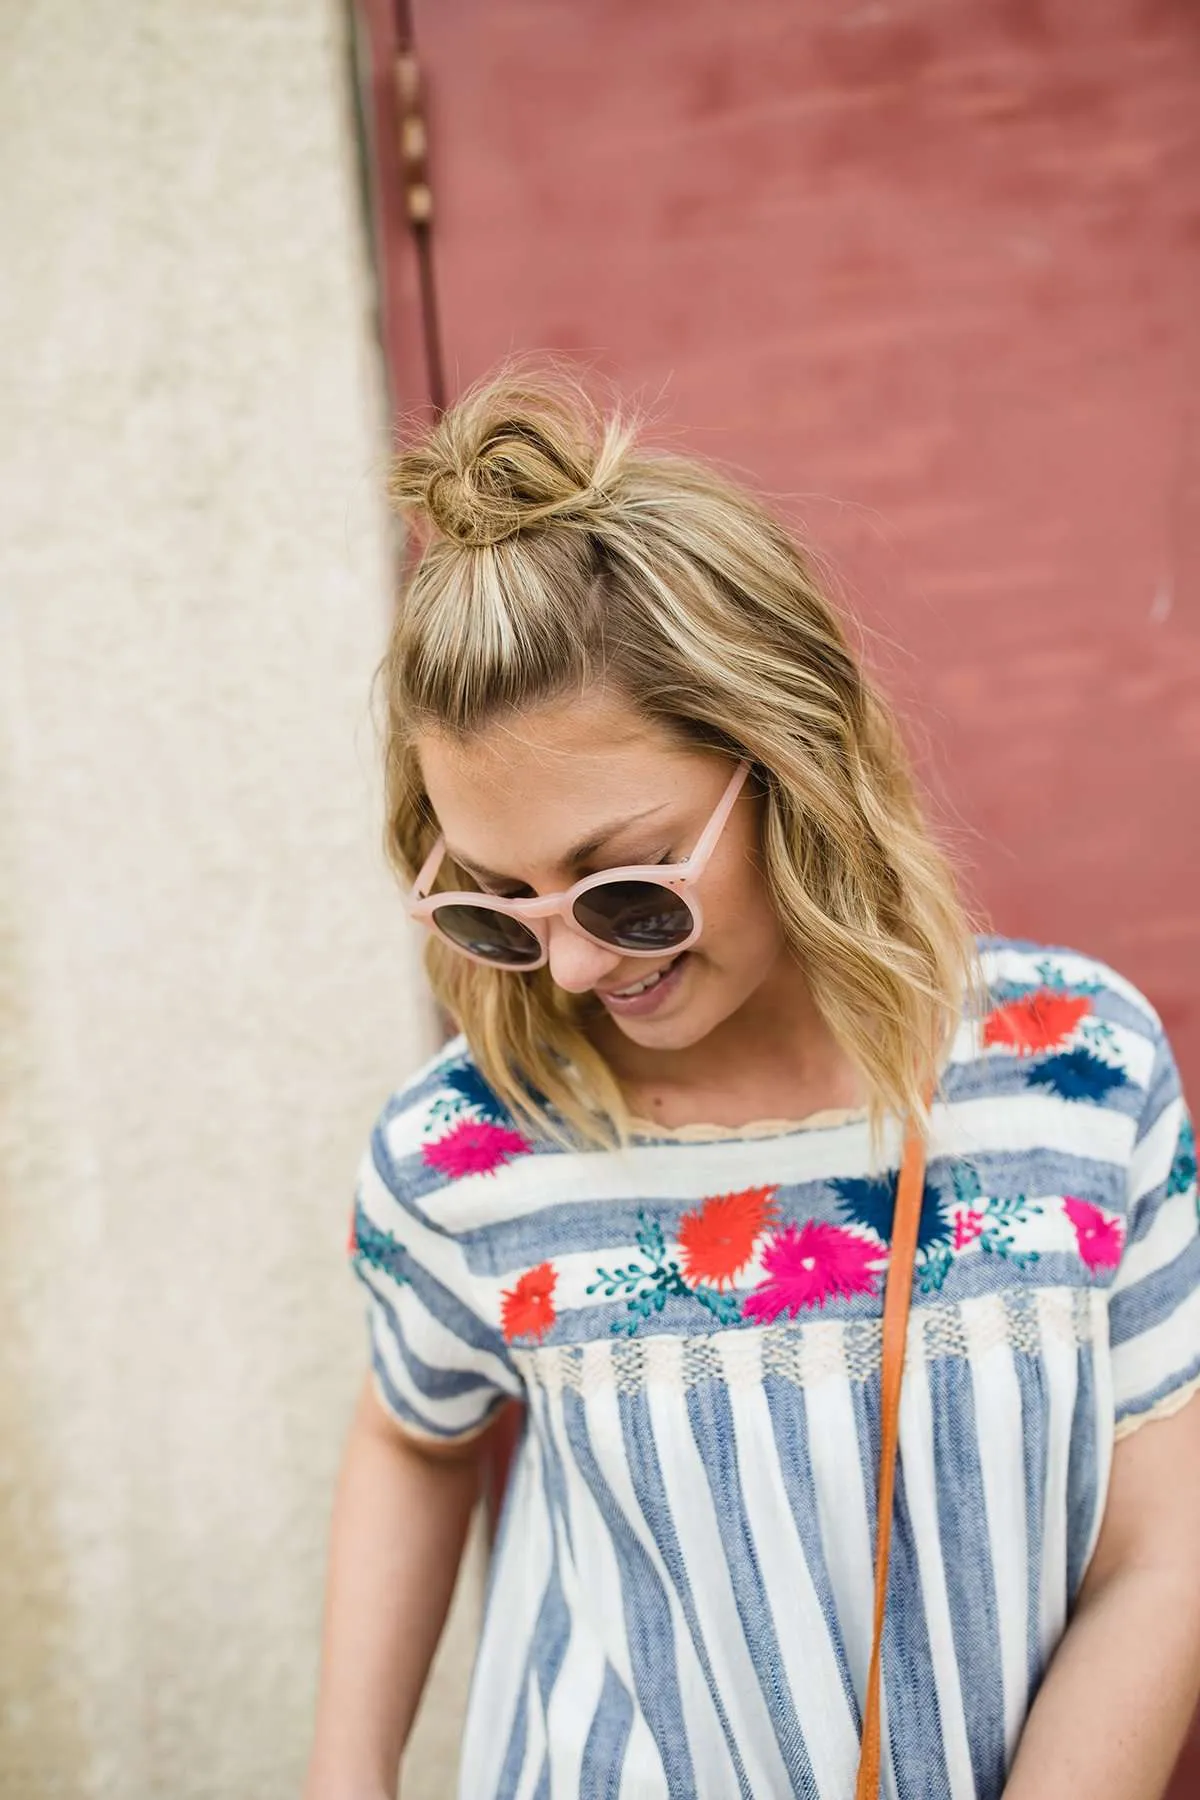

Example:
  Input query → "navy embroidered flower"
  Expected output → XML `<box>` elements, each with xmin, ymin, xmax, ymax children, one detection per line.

<box><xmin>1024</xmin><ymin>1048</ymin><xmax>1129</xmax><ymax>1103</ymax></box>
<box><xmin>832</xmin><ymin>1173</ymin><xmax>948</xmax><ymax>1253</ymax></box>
<box><xmin>443</xmin><ymin>1062</ymin><xmax>513</xmax><ymax>1124</ymax></box>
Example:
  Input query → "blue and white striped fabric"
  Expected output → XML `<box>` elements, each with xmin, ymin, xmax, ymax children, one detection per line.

<box><xmin>350</xmin><ymin>939</ymin><xmax>1199</xmax><ymax>1800</ymax></box>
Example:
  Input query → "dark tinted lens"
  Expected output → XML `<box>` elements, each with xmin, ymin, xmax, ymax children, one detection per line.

<box><xmin>572</xmin><ymin>881</ymin><xmax>695</xmax><ymax>952</ymax></box>
<box><xmin>432</xmin><ymin>903</ymin><xmax>542</xmax><ymax>967</ymax></box>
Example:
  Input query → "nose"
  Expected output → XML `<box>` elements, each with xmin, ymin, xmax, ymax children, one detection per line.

<box><xmin>545</xmin><ymin>915</ymin><xmax>623</xmax><ymax>994</ymax></box>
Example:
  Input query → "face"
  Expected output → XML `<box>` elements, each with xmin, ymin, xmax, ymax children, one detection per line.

<box><xmin>415</xmin><ymin>689</ymin><xmax>792</xmax><ymax>1060</ymax></box>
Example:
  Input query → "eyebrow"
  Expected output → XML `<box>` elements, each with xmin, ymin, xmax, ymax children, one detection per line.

<box><xmin>447</xmin><ymin>802</ymin><xmax>671</xmax><ymax>886</ymax></box>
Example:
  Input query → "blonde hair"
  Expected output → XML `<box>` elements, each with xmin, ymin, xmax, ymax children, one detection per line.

<box><xmin>380</xmin><ymin>368</ymin><xmax>976</xmax><ymax>1145</ymax></box>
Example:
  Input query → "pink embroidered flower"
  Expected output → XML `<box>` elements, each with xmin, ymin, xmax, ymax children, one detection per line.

<box><xmin>743</xmin><ymin>1221</ymin><xmax>883</xmax><ymax>1322</ymax></box>
<box><xmin>953</xmin><ymin>1207</ymin><xmax>984</xmax><ymax>1250</ymax></box>
<box><xmin>983</xmin><ymin>990</ymin><xmax>1091</xmax><ymax>1056</ymax></box>
<box><xmin>1063</xmin><ymin>1197</ymin><xmax>1124</xmax><ymax>1272</ymax></box>
<box><xmin>423</xmin><ymin>1119</ymin><xmax>531</xmax><ymax>1179</ymax></box>
<box><xmin>501</xmin><ymin>1262</ymin><xmax>558</xmax><ymax>1342</ymax></box>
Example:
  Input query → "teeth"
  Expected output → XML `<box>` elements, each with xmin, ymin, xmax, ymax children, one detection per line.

<box><xmin>613</xmin><ymin>971</ymin><xmax>662</xmax><ymax>998</ymax></box>
<box><xmin>610</xmin><ymin>959</ymin><xmax>676</xmax><ymax>999</ymax></box>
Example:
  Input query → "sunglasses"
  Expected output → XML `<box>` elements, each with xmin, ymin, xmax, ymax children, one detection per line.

<box><xmin>409</xmin><ymin>760</ymin><xmax>751</xmax><ymax>971</ymax></box>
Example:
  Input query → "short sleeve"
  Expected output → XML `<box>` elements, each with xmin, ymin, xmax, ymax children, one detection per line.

<box><xmin>348</xmin><ymin>1109</ymin><xmax>522</xmax><ymax>1445</ymax></box>
<box><xmin>1109</xmin><ymin>1023</ymin><xmax>1200</xmax><ymax>1436</ymax></box>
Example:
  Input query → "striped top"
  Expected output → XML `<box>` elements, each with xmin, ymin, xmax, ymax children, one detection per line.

<box><xmin>349</xmin><ymin>939</ymin><xmax>1199</xmax><ymax>1800</ymax></box>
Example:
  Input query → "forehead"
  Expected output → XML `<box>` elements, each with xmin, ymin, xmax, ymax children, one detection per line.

<box><xmin>416</xmin><ymin>692</ymin><xmax>697</xmax><ymax>872</ymax></box>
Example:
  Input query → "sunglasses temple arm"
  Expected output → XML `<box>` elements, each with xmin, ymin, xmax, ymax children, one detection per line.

<box><xmin>684</xmin><ymin>761</ymin><xmax>751</xmax><ymax>878</ymax></box>
<box><xmin>411</xmin><ymin>837</ymin><xmax>447</xmax><ymax>903</ymax></box>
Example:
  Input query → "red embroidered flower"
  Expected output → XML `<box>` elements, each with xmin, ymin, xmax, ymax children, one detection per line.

<box><xmin>983</xmin><ymin>990</ymin><xmax>1091</xmax><ymax>1056</ymax></box>
<box><xmin>423</xmin><ymin>1119</ymin><xmax>531</xmax><ymax>1179</ymax></box>
<box><xmin>953</xmin><ymin>1207</ymin><xmax>984</xmax><ymax>1250</ymax></box>
<box><xmin>501</xmin><ymin>1262</ymin><xmax>558</xmax><ymax>1342</ymax></box>
<box><xmin>1063</xmin><ymin>1197</ymin><xmax>1124</xmax><ymax>1272</ymax></box>
<box><xmin>743</xmin><ymin>1221</ymin><xmax>883</xmax><ymax>1322</ymax></box>
<box><xmin>346</xmin><ymin>1210</ymin><xmax>358</xmax><ymax>1256</ymax></box>
<box><xmin>677</xmin><ymin>1185</ymin><xmax>779</xmax><ymax>1290</ymax></box>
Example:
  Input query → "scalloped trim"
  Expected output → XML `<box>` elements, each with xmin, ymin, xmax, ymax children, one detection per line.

<box><xmin>628</xmin><ymin>1104</ymin><xmax>868</xmax><ymax>1144</ymax></box>
<box><xmin>1114</xmin><ymin>1372</ymin><xmax>1200</xmax><ymax>1441</ymax></box>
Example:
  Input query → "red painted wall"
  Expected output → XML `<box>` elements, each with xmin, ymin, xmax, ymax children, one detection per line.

<box><xmin>358</xmin><ymin>3</ymin><xmax>1200</xmax><ymax>1789</ymax></box>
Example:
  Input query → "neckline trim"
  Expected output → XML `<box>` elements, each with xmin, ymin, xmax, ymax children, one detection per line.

<box><xmin>627</xmin><ymin>1103</ymin><xmax>869</xmax><ymax>1144</ymax></box>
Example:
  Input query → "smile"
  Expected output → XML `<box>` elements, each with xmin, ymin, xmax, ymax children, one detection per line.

<box><xmin>606</xmin><ymin>962</ymin><xmax>677</xmax><ymax>999</ymax></box>
<box><xmin>596</xmin><ymin>953</ymin><xmax>689</xmax><ymax>1017</ymax></box>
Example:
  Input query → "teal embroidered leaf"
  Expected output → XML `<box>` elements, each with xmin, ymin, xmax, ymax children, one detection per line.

<box><xmin>588</xmin><ymin>1208</ymin><xmax>744</xmax><ymax>1334</ymax></box>
<box><xmin>1166</xmin><ymin>1117</ymin><xmax>1196</xmax><ymax>1200</ymax></box>
<box><xmin>1034</xmin><ymin>959</ymin><xmax>1103</xmax><ymax>996</ymax></box>
<box><xmin>352</xmin><ymin>1215</ymin><xmax>409</xmax><ymax>1284</ymax></box>
<box><xmin>692</xmin><ymin>1286</ymin><xmax>742</xmax><ymax>1326</ymax></box>
<box><xmin>988</xmin><ymin>962</ymin><xmax>1103</xmax><ymax>1010</ymax></box>
<box><xmin>951</xmin><ymin>1163</ymin><xmax>983</xmax><ymax>1210</ymax></box>
<box><xmin>917</xmin><ymin>1240</ymin><xmax>955</xmax><ymax>1293</ymax></box>
<box><xmin>978</xmin><ymin>1192</ymin><xmax>1043</xmax><ymax>1267</ymax></box>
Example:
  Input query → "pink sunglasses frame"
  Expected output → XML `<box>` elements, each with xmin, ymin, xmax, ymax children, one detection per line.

<box><xmin>409</xmin><ymin>760</ymin><xmax>752</xmax><ymax>971</ymax></box>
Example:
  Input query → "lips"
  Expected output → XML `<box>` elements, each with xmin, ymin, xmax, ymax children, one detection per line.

<box><xmin>599</xmin><ymin>955</ymin><xmax>680</xmax><ymax>1000</ymax></box>
<box><xmin>596</xmin><ymin>953</ymin><xmax>688</xmax><ymax>1018</ymax></box>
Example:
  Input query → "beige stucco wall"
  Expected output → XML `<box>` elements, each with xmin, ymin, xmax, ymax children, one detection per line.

<box><xmin>0</xmin><ymin>3</ymin><xmax>477</xmax><ymax>1796</ymax></box>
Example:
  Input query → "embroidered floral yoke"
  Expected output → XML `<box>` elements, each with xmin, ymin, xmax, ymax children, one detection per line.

<box><xmin>349</xmin><ymin>941</ymin><xmax>1200</xmax><ymax>1800</ymax></box>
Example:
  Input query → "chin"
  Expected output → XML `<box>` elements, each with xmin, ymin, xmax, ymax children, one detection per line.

<box><xmin>614</xmin><ymin>997</ymin><xmax>729</xmax><ymax>1052</ymax></box>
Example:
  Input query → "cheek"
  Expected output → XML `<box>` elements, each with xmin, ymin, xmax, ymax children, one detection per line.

<box><xmin>699</xmin><ymin>852</ymin><xmax>782</xmax><ymax>968</ymax></box>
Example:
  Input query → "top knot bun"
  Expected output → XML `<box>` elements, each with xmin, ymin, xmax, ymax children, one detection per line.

<box><xmin>389</xmin><ymin>371</ymin><xmax>631</xmax><ymax>549</ymax></box>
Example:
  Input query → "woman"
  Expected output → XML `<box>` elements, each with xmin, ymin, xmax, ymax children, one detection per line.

<box><xmin>306</xmin><ymin>372</ymin><xmax>1200</xmax><ymax>1800</ymax></box>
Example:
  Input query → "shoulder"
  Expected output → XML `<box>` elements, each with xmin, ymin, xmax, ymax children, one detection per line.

<box><xmin>976</xmin><ymin>936</ymin><xmax>1165</xmax><ymax>1039</ymax></box>
<box><xmin>374</xmin><ymin>1034</ymin><xmax>502</xmax><ymax>1144</ymax></box>
<box><xmin>360</xmin><ymin>1037</ymin><xmax>547</xmax><ymax>1236</ymax></box>
<box><xmin>968</xmin><ymin>935</ymin><xmax>1174</xmax><ymax>1125</ymax></box>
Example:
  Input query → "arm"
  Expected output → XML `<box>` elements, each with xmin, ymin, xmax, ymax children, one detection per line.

<box><xmin>303</xmin><ymin>1374</ymin><xmax>486</xmax><ymax>1800</ymax></box>
<box><xmin>1004</xmin><ymin>1391</ymin><xmax>1200</xmax><ymax>1800</ymax></box>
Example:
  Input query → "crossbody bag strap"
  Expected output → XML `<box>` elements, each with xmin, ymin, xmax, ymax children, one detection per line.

<box><xmin>853</xmin><ymin>1116</ymin><xmax>928</xmax><ymax>1800</ymax></box>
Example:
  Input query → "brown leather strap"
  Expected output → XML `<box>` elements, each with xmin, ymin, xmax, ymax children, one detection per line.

<box><xmin>854</xmin><ymin>1117</ymin><xmax>928</xmax><ymax>1800</ymax></box>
